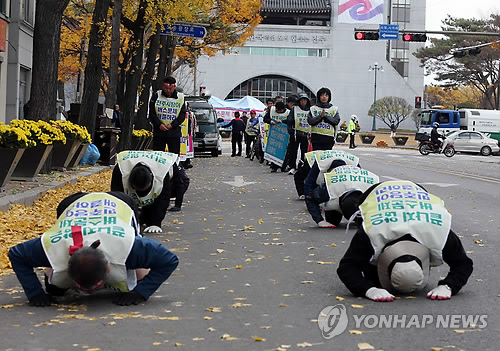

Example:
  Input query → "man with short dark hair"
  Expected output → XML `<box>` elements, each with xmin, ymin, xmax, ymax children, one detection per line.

<box><xmin>8</xmin><ymin>191</ymin><xmax>179</xmax><ymax>306</ymax></box>
<box><xmin>149</xmin><ymin>76</ymin><xmax>187</xmax><ymax>154</ymax></box>
<box><xmin>224</xmin><ymin>111</ymin><xmax>246</xmax><ymax>157</ymax></box>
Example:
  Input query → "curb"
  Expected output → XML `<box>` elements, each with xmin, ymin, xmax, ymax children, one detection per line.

<box><xmin>0</xmin><ymin>166</ymin><xmax>112</xmax><ymax>212</ymax></box>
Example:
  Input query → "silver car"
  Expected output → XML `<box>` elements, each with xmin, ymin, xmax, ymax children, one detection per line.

<box><xmin>446</xmin><ymin>130</ymin><xmax>500</xmax><ymax>156</ymax></box>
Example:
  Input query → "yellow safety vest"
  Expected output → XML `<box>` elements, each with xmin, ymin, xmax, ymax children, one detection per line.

<box><xmin>360</xmin><ymin>181</ymin><xmax>451</xmax><ymax>266</ymax></box>
<box><xmin>310</xmin><ymin>105</ymin><xmax>338</xmax><ymax>137</ymax></box>
<box><xmin>154</xmin><ymin>91</ymin><xmax>185</xmax><ymax>125</ymax></box>
<box><xmin>294</xmin><ymin>107</ymin><xmax>311</xmax><ymax>133</ymax></box>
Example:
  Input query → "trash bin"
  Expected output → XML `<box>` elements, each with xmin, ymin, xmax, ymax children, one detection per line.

<box><xmin>94</xmin><ymin>128</ymin><xmax>120</xmax><ymax>165</ymax></box>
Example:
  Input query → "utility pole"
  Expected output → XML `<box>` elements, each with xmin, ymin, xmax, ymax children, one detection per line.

<box><xmin>368</xmin><ymin>62</ymin><xmax>383</xmax><ymax>131</ymax></box>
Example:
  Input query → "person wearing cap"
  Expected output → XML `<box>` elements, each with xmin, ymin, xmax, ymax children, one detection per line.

<box><xmin>149</xmin><ymin>76</ymin><xmax>187</xmax><ymax>154</ymax></box>
<box><xmin>8</xmin><ymin>191</ymin><xmax>179</xmax><ymax>307</ymax></box>
<box><xmin>304</xmin><ymin>150</ymin><xmax>361</xmax><ymax>227</ymax></box>
<box><xmin>307</xmin><ymin>87</ymin><xmax>340</xmax><ymax>150</ymax></box>
<box><xmin>111</xmin><ymin>150</ymin><xmax>187</xmax><ymax>233</ymax></box>
<box><xmin>245</xmin><ymin>110</ymin><xmax>259</xmax><ymax>158</ymax></box>
<box><xmin>224</xmin><ymin>111</ymin><xmax>246</xmax><ymax>157</ymax></box>
<box><xmin>287</xmin><ymin>93</ymin><xmax>311</xmax><ymax>175</ymax></box>
<box><xmin>348</xmin><ymin>115</ymin><xmax>358</xmax><ymax>149</ymax></box>
<box><xmin>337</xmin><ymin>180</ymin><xmax>473</xmax><ymax>302</ymax></box>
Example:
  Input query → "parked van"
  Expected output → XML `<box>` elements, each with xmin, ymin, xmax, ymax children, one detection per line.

<box><xmin>185</xmin><ymin>96</ymin><xmax>223</xmax><ymax>157</ymax></box>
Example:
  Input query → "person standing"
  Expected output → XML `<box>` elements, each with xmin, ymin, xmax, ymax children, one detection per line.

<box><xmin>390</xmin><ymin>122</ymin><xmax>396</xmax><ymax>137</ymax></box>
<box><xmin>287</xmin><ymin>93</ymin><xmax>311</xmax><ymax>174</ymax></box>
<box><xmin>307</xmin><ymin>87</ymin><xmax>340</xmax><ymax>150</ymax></box>
<box><xmin>348</xmin><ymin>115</ymin><xmax>357</xmax><ymax>149</ymax></box>
<box><xmin>149</xmin><ymin>77</ymin><xmax>186</xmax><ymax>154</ymax></box>
<box><xmin>263</xmin><ymin>101</ymin><xmax>290</xmax><ymax>172</ymax></box>
<box><xmin>245</xmin><ymin>110</ymin><xmax>259</xmax><ymax>157</ymax></box>
<box><xmin>112</xmin><ymin>104</ymin><xmax>122</xmax><ymax>129</ymax></box>
<box><xmin>224</xmin><ymin>111</ymin><xmax>246</xmax><ymax>156</ymax></box>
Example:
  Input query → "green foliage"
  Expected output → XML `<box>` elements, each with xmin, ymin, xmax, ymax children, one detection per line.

<box><xmin>368</xmin><ymin>96</ymin><xmax>413</xmax><ymax>129</ymax></box>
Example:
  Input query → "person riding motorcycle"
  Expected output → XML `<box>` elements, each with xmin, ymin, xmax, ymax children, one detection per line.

<box><xmin>430</xmin><ymin>122</ymin><xmax>448</xmax><ymax>153</ymax></box>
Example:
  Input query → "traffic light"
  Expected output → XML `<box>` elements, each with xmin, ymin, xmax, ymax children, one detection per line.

<box><xmin>415</xmin><ymin>96</ymin><xmax>422</xmax><ymax>109</ymax></box>
<box><xmin>354</xmin><ymin>31</ymin><xmax>379</xmax><ymax>40</ymax></box>
<box><xmin>402</xmin><ymin>33</ymin><xmax>427</xmax><ymax>42</ymax></box>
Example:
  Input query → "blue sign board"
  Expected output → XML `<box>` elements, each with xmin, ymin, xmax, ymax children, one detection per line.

<box><xmin>379</xmin><ymin>24</ymin><xmax>399</xmax><ymax>40</ymax></box>
<box><xmin>264</xmin><ymin>124</ymin><xmax>289</xmax><ymax>167</ymax></box>
<box><xmin>161</xmin><ymin>24</ymin><xmax>207</xmax><ymax>39</ymax></box>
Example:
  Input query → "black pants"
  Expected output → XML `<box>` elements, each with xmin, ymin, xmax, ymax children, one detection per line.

<box><xmin>349</xmin><ymin>133</ymin><xmax>356</xmax><ymax>148</ymax></box>
<box><xmin>293</xmin><ymin>161</ymin><xmax>310</xmax><ymax>196</ymax></box>
<box><xmin>231</xmin><ymin>133</ymin><xmax>243</xmax><ymax>155</ymax></box>
<box><xmin>153</xmin><ymin>135</ymin><xmax>180</xmax><ymax>154</ymax></box>
<box><xmin>171</xmin><ymin>168</ymin><xmax>190</xmax><ymax>208</ymax></box>
<box><xmin>311</xmin><ymin>138</ymin><xmax>335</xmax><ymax>151</ymax></box>
<box><xmin>295</xmin><ymin>134</ymin><xmax>309</xmax><ymax>165</ymax></box>
<box><xmin>305</xmin><ymin>183</ymin><xmax>343</xmax><ymax>225</ymax></box>
<box><xmin>245</xmin><ymin>135</ymin><xmax>256</xmax><ymax>155</ymax></box>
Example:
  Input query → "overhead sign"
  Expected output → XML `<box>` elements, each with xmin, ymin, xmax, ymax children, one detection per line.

<box><xmin>161</xmin><ymin>24</ymin><xmax>207</xmax><ymax>39</ymax></box>
<box><xmin>379</xmin><ymin>24</ymin><xmax>399</xmax><ymax>40</ymax></box>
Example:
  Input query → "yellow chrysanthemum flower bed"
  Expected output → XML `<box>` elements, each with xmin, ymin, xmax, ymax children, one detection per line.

<box><xmin>132</xmin><ymin>129</ymin><xmax>153</xmax><ymax>138</ymax></box>
<box><xmin>0</xmin><ymin>169</ymin><xmax>112</xmax><ymax>272</ymax></box>
<box><xmin>51</xmin><ymin>120</ymin><xmax>92</xmax><ymax>144</ymax></box>
<box><xmin>0</xmin><ymin>123</ymin><xmax>36</xmax><ymax>149</ymax></box>
<box><xmin>11</xmin><ymin>120</ymin><xmax>66</xmax><ymax>146</ymax></box>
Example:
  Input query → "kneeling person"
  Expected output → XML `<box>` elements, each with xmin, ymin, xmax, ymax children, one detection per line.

<box><xmin>8</xmin><ymin>191</ymin><xmax>179</xmax><ymax>306</ymax></box>
<box><xmin>111</xmin><ymin>150</ymin><xmax>178</xmax><ymax>233</ymax></box>
<box><xmin>337</xmin><ymin>180</ymin><xmax>473</xmax><ymax>302</ymax></box>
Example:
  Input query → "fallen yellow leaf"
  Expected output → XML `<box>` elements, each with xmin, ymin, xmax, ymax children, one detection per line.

<box><xmin>349</xmin><ymin>330</ymin><xmax>363</xmax><ymax>335</ymax></box>
<box><xmin>221</xmin><ymin>334</ymin><xmax>238</xmax><ymax>340</ymax></box>
<box><xmin>253</xmin><ymin>336</ymin><xmax>266</xmax><ymax>342</ymax></box>
<box><xmin>357</xmin><ymin>342</ymin><xmax>375</xmax><ymax>350</ymax></box>
<box><xmin>336</xmin><ymin>296</ymin><xmax>345</xmax><ymax>301</ymax></box>
<box><xmin>152</xmin><ymin>342</ymin><xmax>162</xmax><ymax>346</ymax></box>
<box><xmin>351</xmin><ymin>304</ymin><xmax>364</xmax><ymax>308</ymax></box>
<box><xmin>235</xmin><ymin>265</ymin><xmax>243</xmax><ymax>269</ymax></box>
<box><xmin>258</xmin><ymin>218</ymin><xmax>263</xmax><ymax>224</ymax></box>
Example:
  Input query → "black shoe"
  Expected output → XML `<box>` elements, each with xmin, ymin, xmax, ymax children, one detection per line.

<box><xmin>237</xmin><ymin>153</ymin><xmax>241</xmax><ymax>156</ymax></box>
<box><xmin>231</xmin><ymin>154</ymin><xmax>236</xmax><ymax>157</ymax></box>
<box><xmin>168</xmin><ymin>206</ymin><xmax>181</xmax><ymax>212</ymax></box>
<box><xmin>184</xmin><ymin>163</ymin><xmax>193</xmax><ymax>169</ymax></box>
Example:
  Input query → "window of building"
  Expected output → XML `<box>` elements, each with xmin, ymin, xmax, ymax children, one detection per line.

<box><xmin>231</xmin><ymin>46</ymin><xmax>328</xmax><ymax>58</ymax></box>
<box><xmin>0</xmin><ymin>0</ymin><xmax>6</xmax><ymax>16</ymax></box>
<box><xmin>390</xmin><ymin>40</ymin><xmax>409</xmax><ymax>78</ymax></box>
<box><xmin>226</xmin><ymin>74</ymin><xmax>316</xmax><ymax>104</ymax></box>
<box><xmin>21</xmin><ymin>0</ymin><xmax>34</xmax><ymax>25</ymax></box>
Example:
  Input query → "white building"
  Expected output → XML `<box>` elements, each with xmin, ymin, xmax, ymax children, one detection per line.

<box><xmin>191</xmin><ymin>0</ymin><xmax>426</xmax><ymax>131</ymax></box>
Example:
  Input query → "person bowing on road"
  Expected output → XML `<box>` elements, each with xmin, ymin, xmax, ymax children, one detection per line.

<box><xmin>337</xmin><ymin>180</ymin><xmax>473</xmax><ymax>302</ymax></box>
<box><xmin>8</xmin><ymin>191</ymin><xmax>179</xmax><ymax>306</ymax></box>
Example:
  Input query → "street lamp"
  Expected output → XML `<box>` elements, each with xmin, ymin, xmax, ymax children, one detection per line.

<box><xmin>368</xmin><ymin>62</ymin><xmax>383</xmax><ymax>131</ymax></box>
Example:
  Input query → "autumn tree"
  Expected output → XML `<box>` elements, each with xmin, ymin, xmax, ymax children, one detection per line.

<box><xmin>426</xmin><ymin>85</ymin><xmax>483</xmax><ymax>109</ymax></box>
<box><xmin>415</xmin><ymin>15</ymin><xmax>500</xmax><ymax>109</ymax></box>
<box><xmin>368</xmin><ymin>96</ymin><xmax>413</xmax><ymax>130</ymax></box>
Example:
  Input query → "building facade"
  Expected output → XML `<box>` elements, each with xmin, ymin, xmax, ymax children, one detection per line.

<box><xmin>191</xmin><ymin>0</ymin><xmax>426</xmax><ymax>131</ymax></box>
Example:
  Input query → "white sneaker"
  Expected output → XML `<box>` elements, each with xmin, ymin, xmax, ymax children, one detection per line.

<box><xmin>288</xmin><ymin>168</ymin><xmax>297</xmax><ymax>175</ymax></box>
<box><xmin>318</xmin><ymin>220</ymin><xmax>336</xmax><ymax>228</ymax></box>
<box><xmin>299</xmin><ymin>195</ymin><xmax>305</xmax><ymax>200</ymax></box>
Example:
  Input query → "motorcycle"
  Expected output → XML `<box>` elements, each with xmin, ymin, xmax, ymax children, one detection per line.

<box><xmin>418</xmin><ymin>135</ymin><xmax>455</xmax><ymax>157</ymax></box>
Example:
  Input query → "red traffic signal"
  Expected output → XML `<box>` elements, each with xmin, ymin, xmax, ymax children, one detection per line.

<box><xmin>354</xmin><ymin>31</ymin><xmax>379</xmax><ymax>40</ymax></box>
<box><xmin>402</xmin><ymin>33</ymin><xmax>427</xmax><ymax>42</ymax></box>
<box><xmin>415</xmin><ymin>96</ymin><xmax>422</xmax><ymax>108</ymax></box>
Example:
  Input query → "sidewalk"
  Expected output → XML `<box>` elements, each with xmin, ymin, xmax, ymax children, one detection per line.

<box><xmin>0</xmin><ymin>165</ymin><xmax>112</xmax><ymax>212</ymax></box>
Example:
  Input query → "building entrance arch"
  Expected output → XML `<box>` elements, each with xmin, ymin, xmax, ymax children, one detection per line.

<box><xmin>226</xmin><ymin>74</ymin><xmax>316</xmax><ymax>104</ymax></box>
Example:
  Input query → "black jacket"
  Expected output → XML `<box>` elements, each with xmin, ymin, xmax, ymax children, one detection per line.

<box><xmin>307</xmin><ymin>102</ymin><xmax>340</xmax><ymax>144</ymax></box>
<box><xmin>149</xmin><ymin>90</ymin><xmax>187</xmax><ymax>138</ymax></box>
<box><xmin>225</xmin><ymin>117</ymin><xmax>246</xmax><ymax>136</ymax></box>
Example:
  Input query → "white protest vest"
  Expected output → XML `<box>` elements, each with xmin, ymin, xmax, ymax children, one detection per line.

<box><xmin>314</xmin><ymin>150</ymin><xmax>359</xmax><ymax>173</ymax></box>
<box><xmin>270</xmin><ymin>106</ymin><xmax>290</xmax><ymax>123</ymax></box>
<box><xmin>294</xmin><ymin>107</ymin><xmax>311</xmax><ymax>133</ymax></box>
<box><xmin>41</xmin><ymin>193</ymin><xmax>137</xmax><ymax>291</ymax></box>
<box><xmin>360</xmin><ymin>181</ymin><xmax>451</xmax><ymax>266</ymax></box>
<box><xmin>154</xmin><ymin>91</ymin><xmax>185</xmax><ymax>125</ymax></box>
<box><xmin>309</xmin><ymin>105</ymin><xmax>337</xmax><ymax>137</ymax></box>
<box><xmin>117</xmin><ymin>150</ymin><xmax>178</xmax><ymax>207</ymax></box>
<box><xmin>323</xmin><ymin>166</ymin><xmax>380</xmax><ymax>211</ymax></box>
<box><xmin>304</xmin><ymin>151</ymin><xmax>319</xmax><ymax>167</ymax></box>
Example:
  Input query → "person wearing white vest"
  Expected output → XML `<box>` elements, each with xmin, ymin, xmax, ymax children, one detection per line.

<box><xmin>337</xmin><ymin>181</ymin><xmax>473</xmax><ymax>302</ymax></box>
<box><xmin>149</xmin><ymin>76</ymin><xmax>187</xmax><ymax>154</ymax></box>
<box><xmin>286</xmin><ymin>93</ymin><xmax>311</xmax><ymax>174</ymax></box>
<box><xmin>8</xmin><ymin>192</ymin><xmax>179</xmax><ymax>306</ymax></box>
<box><xmin>111</xmin><ymin>150</ymin><xmax>181</xmax><ymax>233</ymax></box>
<box><xmin>307</xmin><ymin>87</ymin><xmax>340</xmax><ymax>150</ymax></box>
<box><xmin>263</xmin><ymin>101</ymin><xmax>290</xmax><ymax>172</ymax></box>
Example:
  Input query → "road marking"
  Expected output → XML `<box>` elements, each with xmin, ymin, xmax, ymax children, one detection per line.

<box><xmin>223</xmin><ymin>176</ymin><xmax>256</xmax><ymax>187</ymax></box>
<box><xmin>381</xmin><ymin>176</ymin><xmax>458</xmax><ymax>187</ymax></box>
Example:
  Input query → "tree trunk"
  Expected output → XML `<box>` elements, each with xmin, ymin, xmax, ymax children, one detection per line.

<box><xmin>166</xmin><ymin>36</ymin><xmax>178</xmax><ymax>77</ymax></box>
<box><xmin>78</xmin><ymin>0</ymin><xmax>110</xmax><ymax>138</ymax></box>
<box><xmin>135</xmin><ymin>28</ymin><xmax>161</xmax><ymax>131</ymax></box>
<box><xmin>118</xmin><ymin>2</ymin><xmax>146</xmax><ymax>152</ymax></box>
<box><xmin>105</xmin><ymin>0</ymin><xmax>122</xmax><ymax>108</ymax></box>
<box><xmin>29</xmin><ymin>0</ymin><xmax>70</xmax><ymax>122</ymax></box>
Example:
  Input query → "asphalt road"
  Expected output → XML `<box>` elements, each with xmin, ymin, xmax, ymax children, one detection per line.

<box><xmin>0</xmin><ymin>145</ymin><xmax>498</xmax><ymax>351</ymax></box>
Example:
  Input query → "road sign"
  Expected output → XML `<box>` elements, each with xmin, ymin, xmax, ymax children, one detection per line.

<box><xmin>161</xmin><ymin>24</ymin><xmax>207</xmax><ymax>39</ymax></box>
<box><xmin>379</xmin><ymin>24</ymin><xmax>399</xmax><ymax>40</ymax></box>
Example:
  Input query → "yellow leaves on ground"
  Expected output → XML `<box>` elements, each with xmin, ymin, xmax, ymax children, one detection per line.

<box><xmin>357</xmin><ymin>342</ymin><xmax>375</xmax><ymax>350</ymax></box>
<box><xmin>258</xmin><ymin>218</ymin><xmax>263</xmax><ymax>224</ymax></box>
<box><xmin>221</xmin><ymin>334</ymin><xmax>238</xmax><ymax>340</ymax></box>
<box><xmin>206</xmin><ymin>307</ymin><xmax>222</xmax><ymax>313</ymax></box>
<box><xmin>351</xmin><ymin>304</ymin><xmax>365</xmax><ymax>309</ymax></box>
<box><xmin>335</xmin><ymin>296</ymin><xmax>345</xmax><ymax>301</ymax></box>
<box><xmin>0</xmin><ymin>169</ymin><xmax>112</xmax><ymax>273</ymax></box>
<box><xmin>253</xmin><ymin>336</ymin><xmax>266</xmax><ymax>342</ymax></box>
<box><xmin>349</xmin><ymin>330</ymin><xmax>363</xmax><ymax>335</ymax></box>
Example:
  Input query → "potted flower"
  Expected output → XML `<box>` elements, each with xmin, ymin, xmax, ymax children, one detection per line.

<box><xmin>392</xmin><ymin>136</ymin><xmax>409</xmax><ymax>146</ymax></box>
<box><xmin>0</xmin><ymin>124</ymin><xmax>34</xmax><ymax>189</ymax></box>
<box><xmin>50</xmin><ymin>120</ymin><xmax>92</xmax><ymax>170</ymax></box>
<box><xmin>359</xmin><ymin>133</ymin><xmax>376</xmax><ymax>144</ymax></box>
<box><xmin>10</xmin><ymin>120</ymin><xmax>67</xmax><ymax>180</ymax></box>
<box><xmin>336</xmin><ymin>131</ymin><xmax>349</xmax><ymax>143</ymax></box>
<box><xmin>339</xmin><ymin>121</ymin><xmax>348</xmax><ymax>131</ymax></box>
